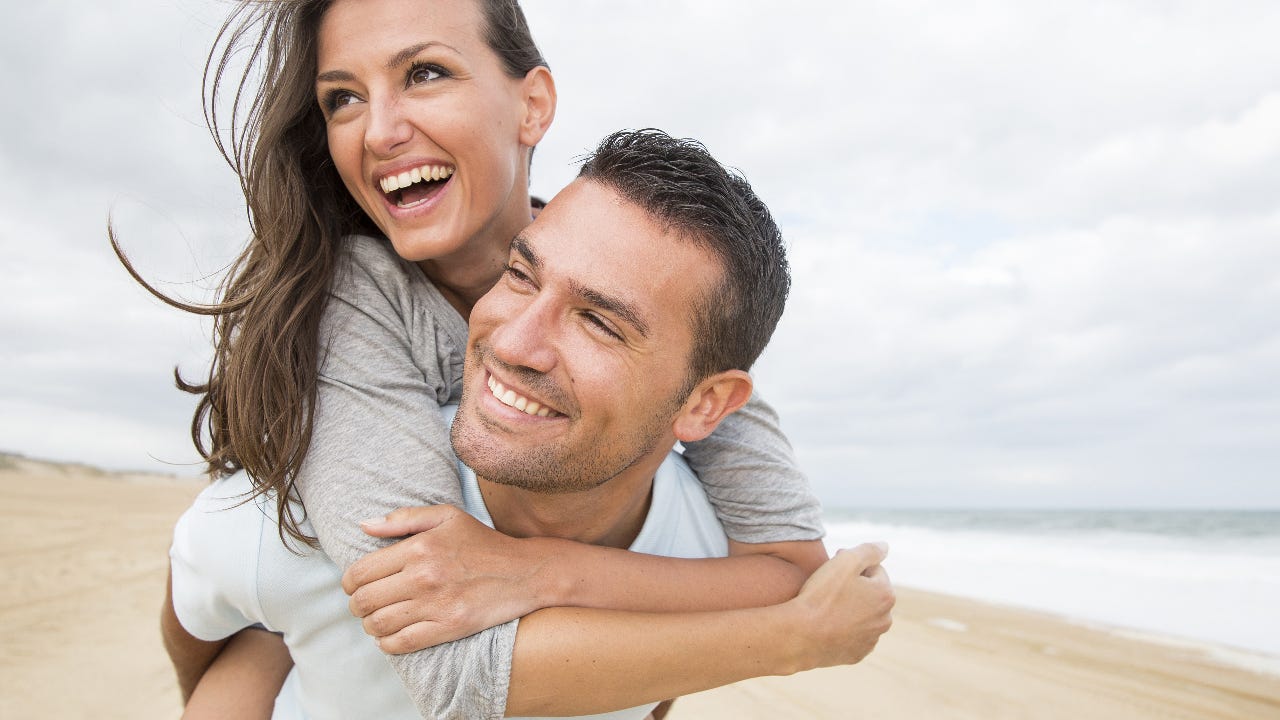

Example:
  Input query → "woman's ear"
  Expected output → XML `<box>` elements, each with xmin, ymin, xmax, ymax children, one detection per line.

<box><xmin>518</xmin><ymin>66</ymin><xmax>556</xmax><ymax>147</ymax></box>
<box><xmin>672</xmin><ymin>370</ymin><xmax>754</xmax><ymax>443</ymax></box>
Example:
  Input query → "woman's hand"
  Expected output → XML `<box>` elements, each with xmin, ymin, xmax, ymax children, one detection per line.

<box><xmin>784</xmin><ymin>542</ymin><xmax>895</xmax><ymax>670</ymax></box>
<box><xmin>342</xmin><ymin>506</ymin><xmax>554</xmax><ymax>653</ymax></box>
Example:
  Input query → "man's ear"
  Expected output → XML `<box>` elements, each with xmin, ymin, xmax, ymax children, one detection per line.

<box><xmin>517</xmin><ymin>66</ymin><xmax>556</xmax><ymax>148</ymax></box>
<box><xmin>672</xmin><ymin>370</ymin><xmax>754</xmax><ymax>443</ymax></box>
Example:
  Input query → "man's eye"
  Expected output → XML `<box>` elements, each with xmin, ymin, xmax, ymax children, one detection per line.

<box><xmin>504</xmin><ymin>264</ymin><xmax>533</xmax><ymax>284</ymax></box>
<box><xmin>584</xmin><ymin>312</ymin><xmax>624</xmax><ymax>341</ymax></box>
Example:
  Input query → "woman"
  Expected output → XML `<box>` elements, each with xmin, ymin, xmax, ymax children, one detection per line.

<box><xmin>127</xmin><ymin>0</ymin><xmax>889</xmax><ymax>717</ymax></box>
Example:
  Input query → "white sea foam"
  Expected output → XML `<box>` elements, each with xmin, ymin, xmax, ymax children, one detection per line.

<box><xmin>926</xmin><ymin>617</ymin><xmax>969</xmax><ymax>633</ymax></box>
<box><xmin>825</xmin><ymin>514</ymin><xmax>1280</xmax><ymax>672</ymax></box>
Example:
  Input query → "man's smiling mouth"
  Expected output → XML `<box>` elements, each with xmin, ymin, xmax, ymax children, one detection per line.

<box><xmin>379</xmin><ymin>163</ymin><xmax>454</xmax><ymax>208</ymax></box>
<box><xmin>487</xmin><ymin>374</ymin><xmax>563</xmax><ymax>418</ymax></box>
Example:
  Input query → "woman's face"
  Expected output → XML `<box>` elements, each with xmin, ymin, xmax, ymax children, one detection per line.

<box><xmin>315</xmin><ymin>0</ymin><xmax>549</xmax><ymax>264</ymax></box>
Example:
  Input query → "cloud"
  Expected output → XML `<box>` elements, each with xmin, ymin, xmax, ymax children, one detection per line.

<box><xmin>3</xmin><ymin>0</ymin><xmax>1277</xmax><ymax>508</ymax></box>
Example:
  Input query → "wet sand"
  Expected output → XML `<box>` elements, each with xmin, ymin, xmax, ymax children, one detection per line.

<box><xmin>667</xmin><ymin>588</ymin><xmax>1280</xmax><ymax>720</ymax></box>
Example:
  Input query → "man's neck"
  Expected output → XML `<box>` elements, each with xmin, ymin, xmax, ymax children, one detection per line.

<box><xmin>476</xmin><ymin>448</ymin><xmax>669</xmax><ymax>550</ymax></box>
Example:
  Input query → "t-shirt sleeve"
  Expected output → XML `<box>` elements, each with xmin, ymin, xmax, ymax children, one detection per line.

<box><xmin>168</xmin><ymin>476</ymin><xmax>266</xmax><ymax>641</ymax></box>
<box><xmin>293</xmin><ymin>235</ymin><xmax>468</xmax><ymax>570</ymax></box>
<box><xmin>291</xmin><ymin>235</ymin><xmax>514</xmax><ymax>720</ymax></box>
<box><xmin>680</xmin><ymin>390</ymin><xmax>826</xmax><ymax>543</ymax></box>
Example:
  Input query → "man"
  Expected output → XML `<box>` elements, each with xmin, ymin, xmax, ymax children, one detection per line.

<box><xmin>166</xmin><ymin>130</ymin><xmax>893</xmax><ymax>719</ymax></box>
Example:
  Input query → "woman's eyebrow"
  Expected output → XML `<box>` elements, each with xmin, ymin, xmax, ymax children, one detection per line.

<box><xmin>316</xmin><ymin>68</ymin><xmax>355</xmax><ymax>84</ymax></box>
<box><xmin>384</xmin><ymin>41</ymin><xmax>461</xmax><ymax>70</ymax></box>
<box><xmin>316</xmin><ymin>41</ymin><xmax>463</xmax><ymax>83</ymax></box>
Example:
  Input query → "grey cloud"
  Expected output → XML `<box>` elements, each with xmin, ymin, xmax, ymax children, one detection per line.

<box><xmin>4</xmin><ymin>0</ymin><xmax>1277</xmax><ymax>508</ymax></box>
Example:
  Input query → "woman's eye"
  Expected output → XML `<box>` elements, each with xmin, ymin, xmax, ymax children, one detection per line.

<box><xmin>408</xmin><ymin>63</ymin><xmax>446</xmax><ymax>85</ymax></box>
<box><xmin>322</xmin><ymin>90</ymin><xmax>360</xmax><ymax>113</ymax></box>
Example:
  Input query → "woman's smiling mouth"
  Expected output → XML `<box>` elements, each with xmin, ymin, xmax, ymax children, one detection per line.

<box><xmin>379</xmin><ymin>163</ymin><xmax>455</xmax><ymax>208</ymax></box>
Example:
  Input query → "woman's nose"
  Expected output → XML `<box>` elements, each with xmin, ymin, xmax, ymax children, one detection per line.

<box><xmin>363</xmin><ymin>97</ymin><xmax>413</xmax><ymax>157</ymax></box>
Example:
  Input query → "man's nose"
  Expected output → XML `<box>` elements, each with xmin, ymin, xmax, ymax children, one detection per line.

<box><xmin>487</xmin><ymin>297</ymin><xmax>558</xmax><ymax>375</ymax></box>
<box><xmin>364</xmin><ymin>96</ymin><xmax>414</xmax><ymax>157</ymax></box>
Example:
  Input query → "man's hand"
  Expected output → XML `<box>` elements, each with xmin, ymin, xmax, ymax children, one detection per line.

<box><xmin>787</xmin><ymin>542</ymin><xmax>895</xmax><ymax>670</ymax></box>
<box><xmin>342</xmin><ymin>505</ymin><xmax>551</xmax><ymax>653</ymax></box>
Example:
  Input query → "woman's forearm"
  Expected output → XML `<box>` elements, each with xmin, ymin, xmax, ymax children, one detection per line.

<box><xmin>505</xmin><ymin>544</ymin><xmax>893</xmax><ymax>717</ymax></box>
<box><xmin>532</xmin><ymin>537</ymin><xmax>827</xmax><ymax>612</ymax></box>
<box><xmin>507</xmin><ymin>604</ymin><xmax>801</xmax><ymax>716</ymax></box>
<box><xmin>349</xmin><ymin>511</ymin><xmax>828</xmax><ymax>651</ymax></box>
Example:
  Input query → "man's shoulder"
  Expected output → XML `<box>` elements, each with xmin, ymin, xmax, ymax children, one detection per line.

<box><xmin>186</xmin><ymin>472</ymin><xmax>268</xmax><ymax>527</ymax></box>
<box><xmin>631</xmin><ymin>451</ymin><xmax>728</xmax><ymax>559</ymax></box>
<box><xmin>181</xmin><ymin>473</ymin><xmax>315</xmax><ymax>555</ymax></box>
<box><xmin>653</xmin><ymin>450</ymin><xmax>706</xmax><ymax>503</ymax></box>
<box><xmin>659</xmin><ymin>449</ymin><xmax>695</xmax><ymax>477</ymax></box>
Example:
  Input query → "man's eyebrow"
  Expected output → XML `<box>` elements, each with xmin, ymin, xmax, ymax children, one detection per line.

<box><xmin>574</xmin><ymin>284</ymin><xmax>651</xmax><ymax>339</ymax></box>
<box><xmin>316</xmin><ymin>41</ymin><xmax>460</xmax><ymax>84</ymax></box>
<box><xmin>510</xmin><ymin>235</ymin><xmax>541</xmax><ymax>269</ymax></box>
<box><xmin>510</xmin><ymin>235</ymin><xmax>650</xmax><ymax>338</ymax></box>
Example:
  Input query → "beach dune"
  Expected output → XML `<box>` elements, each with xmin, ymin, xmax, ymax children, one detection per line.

<box><xmin>2</xmin><ymin>455</ymin><xmax>1276</xmax><ymax>719</ymax></box>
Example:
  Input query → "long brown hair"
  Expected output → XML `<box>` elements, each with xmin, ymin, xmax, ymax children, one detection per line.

<box><xmin>111</xmin><ymin>0</ymin><xmax>547</xmax><ymax>545</ymax></box>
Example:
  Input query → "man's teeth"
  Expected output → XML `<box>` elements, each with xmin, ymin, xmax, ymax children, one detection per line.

<box><xmin>380</xmin><ymin>164</ymin><xmax>455</xmax><ymax>193</ymax></box>
<box><xmin>487</xmin><ymin>375</ymin><xmax>554</xmax><ymax>417</ymax></box>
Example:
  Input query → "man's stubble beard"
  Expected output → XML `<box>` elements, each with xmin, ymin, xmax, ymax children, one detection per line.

<box><xmin>450</xmin><ymin>384</ymin><xmax>680</xmax><ymax>494</ymax></box>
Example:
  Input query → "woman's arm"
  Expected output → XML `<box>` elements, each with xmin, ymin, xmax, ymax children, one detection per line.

<box><xmin>682</xmin><ymin>391</ymin><xmax>828</xmax><ymax>562</ymax></box>
<box><xmin>292</xmin><ymin>237</ymin><xmax>523</xmax><ymax>720</ymax></box>
<box><xmin>183</xmin><ymin>629</ymin><xmax>293</xmax><ymax>720</ymax></box>
<box><xmin>505</xmin><ymin>544</ymin><xmax>894</xmax><ymax>717</ymax></box>
<box><xmin>344</xmin><ymin>506</ymin><xmax>827</xmax><ymax>652</ymax></box>
<box><xmin>294</xmin><ymin>237</ymin><xmax>469</xmax><ymax>575</ymax></box>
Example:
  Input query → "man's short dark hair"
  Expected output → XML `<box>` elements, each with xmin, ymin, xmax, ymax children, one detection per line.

<box><xmin>578</xmin><ymin>129</ymin><xmax>790</xmax><ymax>389</ymax></box>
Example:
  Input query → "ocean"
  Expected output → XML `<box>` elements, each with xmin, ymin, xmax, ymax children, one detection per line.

<box><xmin>823</xmin><ymin>509</ymin><xmax>1280</xmax><ymax>668</ymax></box>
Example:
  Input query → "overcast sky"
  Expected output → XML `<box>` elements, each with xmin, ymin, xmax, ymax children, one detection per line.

<box><xmin>2</xmin><ymin>0</ymin><xmax>1277</xmax><ymax>509</ymax></box>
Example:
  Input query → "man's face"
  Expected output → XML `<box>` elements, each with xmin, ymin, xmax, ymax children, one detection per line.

<box><xmin>451</xmin><ymin>178</ymin><xmax>722</xmax><ymax>492</ymax></box>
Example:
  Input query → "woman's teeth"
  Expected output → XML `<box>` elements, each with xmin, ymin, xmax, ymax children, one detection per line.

<box><xmin>379</xmin><ymin>164</ymin><xmax>454</xmax><ymax>193</ymax></box>
<box><xmin>487</xmin><ymin>375</ymin><xmax>555</xmax><ymax>417</ymax></box>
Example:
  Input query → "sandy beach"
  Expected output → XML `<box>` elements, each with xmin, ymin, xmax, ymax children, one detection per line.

<box><xmin>1</xmin><ymin>454</ymin><xmax>1276</xmax><ymax>719</ymax></box>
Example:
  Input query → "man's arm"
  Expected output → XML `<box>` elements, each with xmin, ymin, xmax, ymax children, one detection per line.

<box><xmin>165</xmin><ymin>474</ymin><xmax>290</xmax><ymax>713</ymax></box>
<box><xmin>183</xmin><ymin>629</ymin><xmax>293</xmax><ymax>720</ymax></box>
<box><xmin>161</xmin><ymin>569</ymin><xmax>226</xmax><ymax>702</ymax></box>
